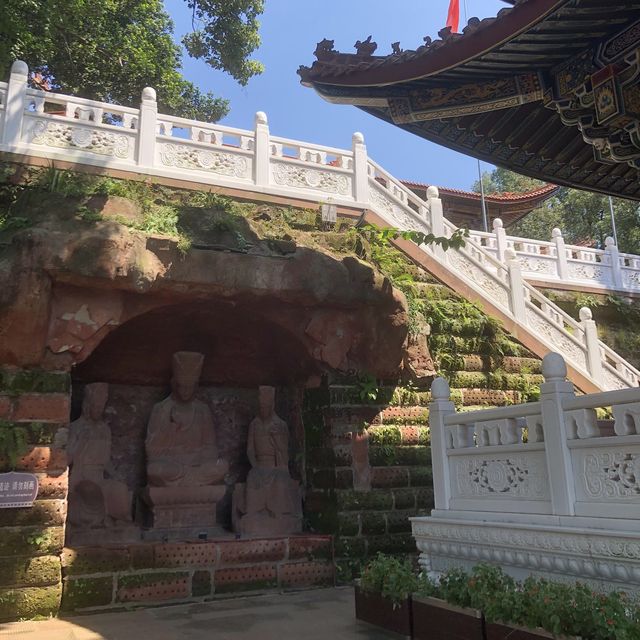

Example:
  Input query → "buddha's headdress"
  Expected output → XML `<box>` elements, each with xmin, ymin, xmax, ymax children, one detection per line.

<box><xmin>172</xmin><ymin>351</ymin><xmax>204</xmax><ymax>383</ymax></box>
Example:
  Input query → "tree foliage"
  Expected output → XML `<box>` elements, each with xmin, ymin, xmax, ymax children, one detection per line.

<box><xmin>474</xmin><ymin>168</ymin><xmax>640</xmax><ymax>254</ymax></box>
<box><xmin>0</xmin><ymin>0</ymin><xmax>264</xmax><ymax>122</ymax></box>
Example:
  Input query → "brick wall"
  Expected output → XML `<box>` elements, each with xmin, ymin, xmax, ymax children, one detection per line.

<box><xmin>0</xmin><ymin>367</ymin><xmax>70</xmax><ymax>620</ymax></box>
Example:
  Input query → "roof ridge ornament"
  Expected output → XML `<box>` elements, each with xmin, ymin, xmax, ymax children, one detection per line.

<box><xmin>354</xmin><ymin>35</ymin><xmax>377</xmax><ymax>58</ymax></box>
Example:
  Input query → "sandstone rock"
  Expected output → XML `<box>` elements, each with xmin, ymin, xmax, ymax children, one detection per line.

<box><xmin>86</xmin><ymin>195</ymin><xmax>143</xmax><ymax>225</ymax></box>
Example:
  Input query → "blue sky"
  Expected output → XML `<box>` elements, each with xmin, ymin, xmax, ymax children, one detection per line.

<box><xmin>164</xmin><ymin>0</ymin><xmax>509</xmax><ymax>190</ymax></box>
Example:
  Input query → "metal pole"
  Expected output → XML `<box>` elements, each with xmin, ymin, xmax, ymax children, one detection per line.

<box><xmin>477</xmin><ymin>158</ymin><xmax>489</xmax><ymax>232</ymax></box>
<box><xmin>608</xmin><ymin>196</ymin><xmax>618</xmax><ymax>246</ymax></box>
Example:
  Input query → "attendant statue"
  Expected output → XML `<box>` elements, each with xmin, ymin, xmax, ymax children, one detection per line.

<box><xmin>143</xmin><ymin>351</ymin><xmax>228</xmax><ymax>537</ymax></box>
<box><xmin>66</xmin><ymin>383</ymin><xmax>131</xmax><ymax>530</ymax></box>
<box><xmin>233</xmin><ymin>386</ymin><xmax>302</xmax><ymax>536</ymax></box>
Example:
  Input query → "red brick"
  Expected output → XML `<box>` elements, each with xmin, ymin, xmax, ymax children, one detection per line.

<box><xmin>278</xmin><ymin>561</ymin><xmax>334</xmax><ymax>588</ymax></box>
<box><xmin>379</xmin><ymin>406</ymin><xmax>427</xmax><ymax>423</ymax></box>
<box><xmin>288</xmin><ymin>536</ymin><xmax>333</xmax><ymax>561</ymax></box>
<box><xmin>3</xmin><ymin>446</ymin><xmax>67</xmax><ymax>473</ymax></box>
<box><xmin>218</xmin><ymin>539</ymin><xmax>286</xmax><ymax>566</ymax></box>
<box><xmin>214</xmin><ymin>564</ymin><xmax>277</xmax><ymax>592</ymax></box>
<box><xmin>36</xmin><ymin>473</ymin><xmax>68</xmax><ymax>500</ymax></box>
<box><xmin>400</xmin><ymin>426</ymin><xmax>421</xmax><ymax>445</ymax></box>
<box><xmin>117</xmin><ymin>573</ymin><xmax>190</xmax><ymax>603</ymax></box>
<box><xmin>372</xmin><ymin>467</ymin><xmax>409</xmax><ymax>488</ymax></box>
<box><xmin>0</xmin><ymin>397</ymin><xmax>11</xmax><ymax>419</ymax></box>
<box><xmin>11</xmin><ymin>394</ymin><xmax>70</xmax><ymax>422</ymax></box>
<box><xmin>154</xmin><ymin>542</ymin><xmax>217</xmax><ymax>568</ymax></box>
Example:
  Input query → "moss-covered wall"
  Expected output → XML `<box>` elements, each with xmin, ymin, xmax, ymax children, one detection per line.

<box><xmin>540</xmin><ymin>289</ymin><xmax>640</xmax><ymax>370</ymax></box>
<box><xmin>0</xmin><ymin>367</ymin><xmax>70</xmax><ymax>620</ymax></box>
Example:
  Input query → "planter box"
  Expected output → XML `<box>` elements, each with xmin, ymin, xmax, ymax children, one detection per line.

<box><xmin>354</xmin><ymin>586</ymin><xmax>412</xmax><ymax>637</ymax></box>
<box><xmin>486</xmin><ymin>622</ymin><xmax>575</xmax><ymax>640</ymax></box>
<box><xmin>412</xmin><ymin>596</ymin><xmax>483</xmax><ymax>640</ymax></box>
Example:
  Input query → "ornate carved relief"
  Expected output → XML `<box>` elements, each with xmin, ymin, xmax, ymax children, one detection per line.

<box><xmin>31</xmin><ymin>120</ymin><xmax>130</xmax><ymax>158</ymax></box>
<box><xmin>584</xmin><ymin>451</ymin><xmax>640</xmax><ymax>498</ymax></box>
<box><xmin>519</xmin><ymin>257</ymin><xmax>557</xmax><ymax>275</ymax></box>
<box><xmin>447</xmin><ymin>251</ymin><xmax>510</xmax><ymax>310</ymax></box>
<box><xmin>567</xmin><ymin>262</ymin><xmax>607</xmax><ymax>281</ymax></box>
<box><xmin>526</xmin><ymin>309</ymin><xmax>587</xmax><ymax>369</ymax></box>
<box><xmin>369</xmin><ymin>186</ymin><xmax>425</xmax><ymax>232</ymax></box>
<box><xmin>272</xmin><ymin>162</ymin><xmax>350</xmax><ymax>195</ymax></box>
<box><xmin>454</xmin><ymin>455</ymin><xmax>549</xmax><ymax>499</ymax></box>
<box><xmin>160</xmin><ymin>143</ymin><xmax>249</xmax><ymax>178</ymax></box>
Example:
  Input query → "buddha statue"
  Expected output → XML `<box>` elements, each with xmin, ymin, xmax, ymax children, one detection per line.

<box><xmin>233</xmin><ymin>386</ymin><xmax>302</xmax><ymax>537</ymax></box>
<box><xmin>66</xmin><ymin>382</ymin><xmax>132</xmax><ymax>532</ymax></box>
<box><xmin>143</xmin><ymin>351</ymin><xmax>228</xmax><ymax>537</ymax></box>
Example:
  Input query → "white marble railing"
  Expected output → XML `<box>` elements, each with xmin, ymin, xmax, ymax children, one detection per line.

<box><xmin>1</xmin><ymin>61</ymin><xmax>639</xmax><ymax>391</ymax></box>
<box><xmin>412</xmin><ymin>353</ymin><xmax>640</xmax><ymax>592</ymax></box>
<box><xmin>470</xmin><ymin>220</ymin><xmax>640</xmax><ymax>294</ymax></box>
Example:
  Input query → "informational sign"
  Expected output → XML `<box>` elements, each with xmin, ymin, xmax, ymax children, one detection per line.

<box><xmin>0</xmin><ymin>472</ymin><xmax>39</xmax><ymax>508</ymax></box>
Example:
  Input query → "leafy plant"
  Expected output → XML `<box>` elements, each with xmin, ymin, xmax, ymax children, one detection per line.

<box><xmin>355</xmin><ymin>373</ymin><xmax>379</xmax><ymax>403</ymax></box>
<box><xmin>358</xmin><ymin>223</ymin><xmax>468</xmax><ymax>252</ymax></box>
<box><xmin>359</xmin><ymin>554</ymin><xmax>418</xmax><ymax>606</ymax></box>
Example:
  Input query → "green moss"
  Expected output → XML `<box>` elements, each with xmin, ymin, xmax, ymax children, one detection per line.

<box><xmin>0</xmin><ymin>369</ymin><xmax>69</xmax><ymax>395</ymax></box>
<box><xmin>334</xmin><ymin>536</ymin><xmax>366</xmax><ymax>559</ymax></box>
<box><xmin>0</xmin><ymin>500</ymin><xmax>65</xmax><ymax>528</ymax></box>
<box><xmin>0</xmin><ymin>556</ymin><xmax>60</xmax><ymax>588</ymax></box>
<box><xmin>367</xmin><ymin>426</ymin><xmax>402</xmax><ymax>446</ymax></box>
<box><xmin>337</xmin><ymin>490</ymin><xmax>393</xmax><ymax>512</ymax></box>
<box><xmin>192</xmin><ymin>570</ymin><xmax>211</xmax><ymax>597</ymax></box>
<box><xmin>0</xmin><ymin>526</ymin><xmax>64</xmax><ymax>556</ymax></box>
<box><xmin>62</xmin><ymin>577</ymin><xmax>113</xmax><ymax>611</ymax></box>
<box><xmin>386</xmin><ymin>512</ymin><xmax>414</xmax><ymax>534</ymax></box>
<box><xmin>0</xmin><ymin>584</ymin><xmax>61</xmax><ymax>620</ymax></box>
<box><xmin>215</xmin><ymin>577</ymin><xmax>277</xmax><ymax>594</ymax></box>
<box><xmin>360</xmin><ymin>512</ymin><xmax>387</xmax><ymax>535</ymax></box>
<box><xmin>409</xmin><ymin>467</ymin><xmax>433</xmax><ymax>488</ymax></box>
<box><xmin>62</xmin><ymin>547</ymin><xmax>131</xmax><ymax>575</ymax></box>
<box><xmin>392</xmin><ymin>489</ymin><xmax>416</xmax><ymax>510</ymax></box>
<box><xmin>367</xmin><ymin>534</ymin><xmax>415</xmax><ymax>556</ymax></box>
<box><xmin>338</xmin><ymin>512</ymin><xmax>360</xmax><ymax>536</ymax></box>
<box><xmin>417</xmin><ymin>427</ymin><xmax>430</xmax><ymax>446</ymax></box>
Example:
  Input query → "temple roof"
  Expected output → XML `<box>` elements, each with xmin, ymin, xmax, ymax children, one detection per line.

<box><xmin>299</xmin><ymin>0</ymin><xmax>640</xmax><ymax>200</ymax></box>
<box><xmin>402</xmin><ymin>181</ymin><xmax>559</xmax><ymax>228</ymax></box>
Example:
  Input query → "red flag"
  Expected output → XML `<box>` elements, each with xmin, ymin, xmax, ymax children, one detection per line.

<box><xmin>446</xmin><ymin>0</ymin><xmax>460</xmax><ymax>33</ymax></box>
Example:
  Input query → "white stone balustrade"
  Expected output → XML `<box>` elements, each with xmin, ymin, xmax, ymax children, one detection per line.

<box><xmin>469</xmin><ymin>218</ymin><xmax>640</xmax><ymax>295</ymax></box>
<box><xmin>412</xmin><ymin>352</ymin><xmax>640</xmax><ymax>592</ymax></box>
<box><xmin>1</xmin><ymin>61</ymin><xmax>639</xmax><ymax>391</ymax></box>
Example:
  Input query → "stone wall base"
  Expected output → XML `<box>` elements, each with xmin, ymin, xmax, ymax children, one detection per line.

<box><xmin>412</xmin><ymin>514</ymin><xmax>640</xmax><ymax>594</ymax></box>
<box><xmin>61</xmin><ymin>534</ymin><xmax>334</xmax><ymax>613</ymax></box>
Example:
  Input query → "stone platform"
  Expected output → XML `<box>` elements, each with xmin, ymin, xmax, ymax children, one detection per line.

<box><xmin>61</xmin><ymin>535</ymin><xmax>334</xmax><ymax>613</ymax></box>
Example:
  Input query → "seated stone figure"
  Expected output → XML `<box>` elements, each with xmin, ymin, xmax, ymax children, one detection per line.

<box><xmin>66</xmin><ymin>382</ymin><xmax>132</xmax><ymax>533</ymax></box>
<box><xmin>233</xmin><ymin>386</ymin><xmax>302</xmax><ymax>537</ymax></box>
<box><xmin>143</xmin><ymin>351</ymin><xmax>228</xmax><ymax>537</ymax></box>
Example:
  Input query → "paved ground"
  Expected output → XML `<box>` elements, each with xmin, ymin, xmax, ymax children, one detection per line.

<box><xmin>0</xmin><ymin>588</ymin><xmax>401</xmax><ymax>640</ymax></box>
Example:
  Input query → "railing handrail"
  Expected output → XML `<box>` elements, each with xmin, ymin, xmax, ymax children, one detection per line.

<box><xmin>443</xmin><ymin>401</ymin><xmax>542</xmax><ymax>425</ymax></box>
<box><xmin>2</xmin><ymin>60</ymin><xmax>639</xmax><ymax>391</ymax></box>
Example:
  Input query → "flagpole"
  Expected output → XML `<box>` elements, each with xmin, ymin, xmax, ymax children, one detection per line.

<box><xmin>477</xmin><ymin>159</ymin><xmax>489</xmax><ymax>232</ymax></box>
<box><xmin>608</xmin><ymin>196</ymin><xmax>618</xmax><ymax>246</ymax></box>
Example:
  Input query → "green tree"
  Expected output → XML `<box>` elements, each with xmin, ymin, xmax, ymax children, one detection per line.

<box><xmin>0</xmin><ymin>0</ymin><xmax>264</xmax><ymax>122</ymax></box>
<box><xmin>474</xmin><ymin>168</ymin><xmax>640</xmax><ymax>254</ymax></box>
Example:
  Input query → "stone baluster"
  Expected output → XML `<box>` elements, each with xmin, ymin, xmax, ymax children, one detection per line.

<box><xmin>604</xmin><ymin>236</ymin><xmax>623</xmax><ymax>289</ymax></box>
<box><xmin>137</xmin><ymin>87</ymin><xmax>158</xmax><ymax>168</ymax></box>
<box><xmin>2</xmin><ymin>60</ymin><xmax>29</xmax><ymax>148</ymax></box>
<box><xmin>428</xmin><ymin>378</ymin><xmax>456</xmax><ymax>511</ymax></box>
<box><xmin>254</xmin><ymin>111</ymin><xmax>270</xmax><ymax>187</ymax></box>
<box><xmin>579</xmin><ymin>307</ymin><xmax>604</xmax><ymax>385</ymax></box>
<box><xmin>505</xmin><ymin>248</ymin><xmax>527</xmax><ymax>322</ymax></box>
<box><xmin>352</xmin><ymin>132</ymin><xmax>368</xmax><ymax>204</ymax></box>
<box><xmin>493</xmin><ymin>218</ymin><xmax>508</xmax><ymax>262</ymax></box>
<box><xmin>552</xmin><ymin>228</ymin><xmax>569</xmax><ymax>281</ymax></box>
<box><xmin>539</xmin><ymin>353</ymin><xmax>577</xmax><ymax>515</ymax></box>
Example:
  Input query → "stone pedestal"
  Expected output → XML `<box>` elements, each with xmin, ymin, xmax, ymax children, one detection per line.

<box><xmin>142</xmin><ymin>485</ymin><xmax>226</xmax><ymax>541</ymax></box>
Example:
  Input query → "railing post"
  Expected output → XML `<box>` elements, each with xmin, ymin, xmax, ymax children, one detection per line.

<box><xmin>428</xmin><ymin>377</ymin><xmax>455</xmax><ymax>511</ymax></box>
<box><xmin>604</xmin><ymin>236</ymin><xmax>623</xmax><ymax>289</ymax></box>
<box><xmin>352</xmin><ymin>132</ymin><xmax>369</xmax><ymax>204</ymax></box>
<box><xmin>505</xmin><ymin>248</ymin><xmax>527</xmax><ymax>322</ymax></box>
<box><xmin>427</xmin><ymin>186</ymin><xmax>444</xmax><ymax>237</ymax></box>
<box><xmin>493</xmin><ymin>218</ymin><xmax>508</xmax><ymax>262</ymax></box>
<box><xmin>539</xmin><ymin>353</ymin><xmax>576</xmax><ymax>516</ymax></box>
<box><xmin>552</xmin><ymin>228</ymin><xmax>569</xmax><ymax>281</ymax></box>
<box><xmin>2</xmin><ymin>60</ymin><xmax>29</xmax><ymax>148</ymax></box>
<box><xmin>254</xmin><ymin>111</ymin><xmax>270</xmax><ymax>187</ymax></box>
<box><xmin>579</xmin><ymin>307</ymin><xmax>604</xmax><ymax>385</ymax></box>
<box><xmin>137</xmin><ymin>87</ymin><xmax>158</xmax><ymax>168</ymax></box>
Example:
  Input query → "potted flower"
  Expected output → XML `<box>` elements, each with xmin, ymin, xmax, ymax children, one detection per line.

<box><xmin>411</xmin><ymin>566</ymin><xmax>486</xmax><ymax>640</ymax></box>
<box><xmin>355</xmin><ymin>553</ymin><xmax>417</xmax><ymax>637</ymax></box>
<box><xmin>486</xmin><ymin>576</ymin><xmax>640</xmax><ymax>640</ymax></box>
